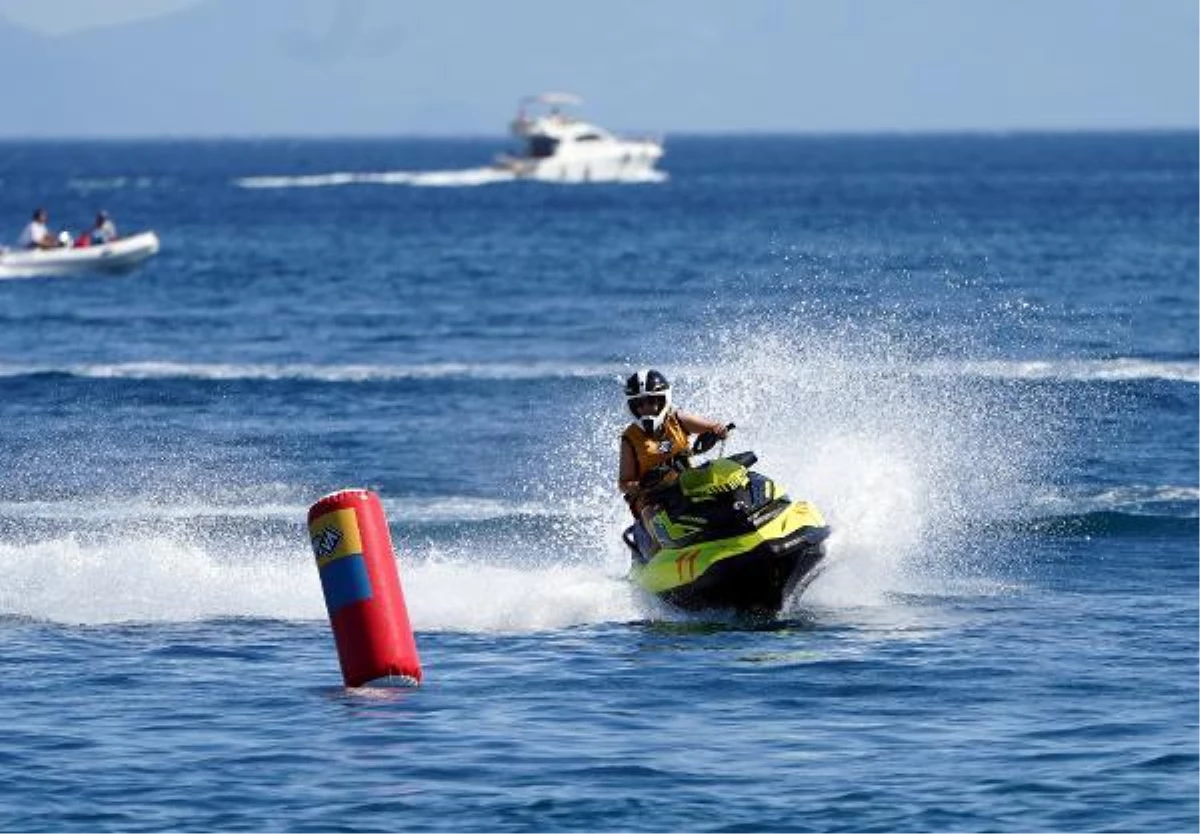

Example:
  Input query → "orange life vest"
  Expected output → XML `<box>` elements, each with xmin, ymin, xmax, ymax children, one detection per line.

<box><xmin>621</xmin><ymin>410</ymin><xmax>690</xmax><ymax>481</ymax></box>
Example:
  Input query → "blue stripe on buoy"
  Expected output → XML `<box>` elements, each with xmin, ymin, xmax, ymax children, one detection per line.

<box><xmin>319</xmin><ymin>552</ymin><xmax>373</xmax><ymax>614</ymax></box>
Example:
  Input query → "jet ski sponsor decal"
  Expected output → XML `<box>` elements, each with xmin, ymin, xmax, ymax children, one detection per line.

<box><xmin>675</xmin><ymin>547</ymin><xmax>701</xmax><ymax>581</ymax></box>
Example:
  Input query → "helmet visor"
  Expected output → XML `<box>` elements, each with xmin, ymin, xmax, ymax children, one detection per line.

<box><xmin>628</xmin><ymin>394</ymin><xmax>667</xmax><ymax>417</ymax></box>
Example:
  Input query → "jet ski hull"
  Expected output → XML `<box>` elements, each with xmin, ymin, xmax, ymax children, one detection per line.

<box><xmin>627</xmin><ymin>494</ymin><xmax>831</xmax><ymax>616</ymax></box>
<box><xmin>655</xmin><ymin>526</ymin><xmax>829</xmax><ymax>614</ymax></box>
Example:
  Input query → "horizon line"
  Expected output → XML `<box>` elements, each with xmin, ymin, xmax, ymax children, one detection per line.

<box><xmin>0</xmin><ymin>126</ymin><xmax>1196</xmax><ymax>143</ymax></box>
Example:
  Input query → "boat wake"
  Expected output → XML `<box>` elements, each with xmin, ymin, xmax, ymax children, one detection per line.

<box><xmin>2</xmin><ymin>473</ymin><xmax>1189</xmax><ymax>629</ymax></box>
<box><xmin>0</xmin><ymin>526</ymin><xmax>645</xmax><ymax>630</ymax></box>
<box><xmin>234</xmin><ymin>166</ymin><xmax>666</xmax><ymax>189</ymax></box>
<box><xmin>235</xmin><ymin>168</ymin><xmax>514</xmax><ymax>189</ymax></box>
<box><xmin>237</xmin><ymin>94</ymin><xmax>667</xmax><ymax>188</ymax></box>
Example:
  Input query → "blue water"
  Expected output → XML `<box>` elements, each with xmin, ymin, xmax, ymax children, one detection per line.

<box><xmin>0</xmin><ymin>133</ymin><xmax>1196</xmax><ymax>832</ymax></box>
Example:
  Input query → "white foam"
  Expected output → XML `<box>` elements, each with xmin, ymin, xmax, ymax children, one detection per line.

<box><xmin>0</xmin><ymin>531</ymin><xmax>650</xmax><ymax>630</ymax></box>
<box><xmin>235</xmin><ymin>168</ymin><xmax>518</xmax><ymax>188</ymax></box>
<box><xmin>67</xmin><ymin>176</ymin><xmax>158</xmax><ymax>192</ymax></box>
<box><xmin>407</xmin><ymin>168</ymin><xmax>518</xmax><ymax>187</ymax></box>
<box><xmin>1</xmin><ymin>356</ymin><xmax>1188</xmax><ymax>385</ymax></box>
<box><xmin>0</xmin><ymin>359</ymin><xmax>621</xmax><ymax>383</ymax></box>
<box><xmin>1092</xmin><ymin>484</ymin><xmax>1199</xmax><ymax>506</ymax></box>
<box><xmin>936</xmin><ymin>357</ymin><xmax>1199</xmax><ymax>383</ymax></box>
<box><xmin>0</xmin><ymin>494</ymin><xmax>571</xmax><ymax>525</ymax></box>
<box><xmin>234</xmin><ymin>166</ymin><xmax>666</xmax><ymax>189</ymax></box>
<box><xmin>0</xmin><ymin>535</ymin><xmax>323</xmax><ymax>626</ymax></box>
<box><xmin>1028</xmin><ymin>484</ymin><xmax>1200</xmax><ymax>517</ymax></box>
<box><xmin>404</xmin><ymin>558</ymin><xmax>644</xmax><ymax>632</ymax></box>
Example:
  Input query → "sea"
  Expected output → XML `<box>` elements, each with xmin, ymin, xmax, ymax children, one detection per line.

<box><xmin>0</xmin><ymin>132</ymin><xmax>1196</xmax><ymax>833</ymax></box>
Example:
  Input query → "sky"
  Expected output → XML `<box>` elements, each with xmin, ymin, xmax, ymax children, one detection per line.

<box><xmin>0</xmin><ymin>0</ymin><xmax>199</xmax><ymax>34</ymax></box>
<box><xmin>0</xmin><ymin>0</ymin><xmax>1195</xmax><ymax>137</ymax></box>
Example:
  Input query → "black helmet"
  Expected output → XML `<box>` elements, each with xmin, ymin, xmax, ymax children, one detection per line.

<box><xmin>625</xmin><ymin>368</ymin><xmax>672</xmax><ymax>434</ymax></box>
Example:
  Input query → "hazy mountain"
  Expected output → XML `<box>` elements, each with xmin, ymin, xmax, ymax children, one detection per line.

<box><xmin>1</xmin><ymin>0</ymin><xmax>1195</xmax><ymax>138</ymax></box>
<box><xmin>2</xmin><ymin>0</ymin><xmax>752</xmax><ymax>137</ymax></box>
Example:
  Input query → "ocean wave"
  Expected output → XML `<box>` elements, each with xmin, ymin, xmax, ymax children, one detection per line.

<box><xmin>0</xmin><ymin>357</ymin><xmax>1192</xmax><ymax>385</ymax></box>
<box><xmin>1003</xmin><ymin>484</ymin><xmax>1199</xmax><ymax>537</ymax></box>
<box><xmin>0</xmin><ymin>360</ymin><xmax>623</xmax><ymax>383</ymax></box>
<box><xmin>1084</xmin><ymin>484</ymin><xmax>1200</xmax><ymax>511</ymax></box>
<box><xmin>0</xmin><ymin>494</ymin><xmax>570</xmax><ymax>526</ymax></box>
<box><xmin>66</xmin><ymin>176</ymin><xmax>160</xmax><ymax>192</ymax></box>
<box><xmin>1033</xmin><ymin>484</ymin><xmax>1199</xmax><ymax>517</ymax></box>
<box><xmin>938</xmin><ymin>358</ymin><xmax>1199</xmax><ymax>384</ymax></box>
<box><xmin>1020</xmin><ymin>511</ymin><xmax>1198</xmax><ymax>538</ymax></box>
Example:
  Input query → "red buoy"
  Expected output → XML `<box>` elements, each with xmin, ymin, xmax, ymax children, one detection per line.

<box><xmin>307</xmin><ymin>489</ymin><xmax>422</xmax><ymax>687</ymax></box>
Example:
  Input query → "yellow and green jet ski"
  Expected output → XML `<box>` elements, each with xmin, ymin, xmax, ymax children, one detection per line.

<box><xmin>625</xmin><ymin>430</ymin><xmax>830</xmax><ymax>615</ymax></box>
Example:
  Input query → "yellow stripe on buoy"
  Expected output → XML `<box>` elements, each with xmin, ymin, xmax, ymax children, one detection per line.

<box><xmin>309</xmin><ymin>508</ymin><xmax>364</xmax><ymax>567</ymax></box>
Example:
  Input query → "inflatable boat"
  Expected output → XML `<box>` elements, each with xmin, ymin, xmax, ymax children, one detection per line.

<box><xmin>0</xmin><ymin>231</ymin><xmax>160</xmax><ymax>280</ymax></box>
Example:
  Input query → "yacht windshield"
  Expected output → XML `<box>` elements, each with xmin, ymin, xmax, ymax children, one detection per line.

<box><xmin>528</xmin><ymin>136</ymin><xmax>559</xmax><ymax>159</ymax></box>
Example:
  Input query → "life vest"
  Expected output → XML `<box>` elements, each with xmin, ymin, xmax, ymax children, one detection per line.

<box><xmin>622</xmin><ymin>410</ymin><xmax>690</xmax><ymax>480</ymax></box>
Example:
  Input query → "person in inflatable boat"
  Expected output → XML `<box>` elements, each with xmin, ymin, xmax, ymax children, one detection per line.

<box><xmin>618</xmin><ymin>368</ymin><xmax>729</xmax><ymax>521</ymax></box>
<box><xmin>75</xmin><ymin>211</ymin><xmax>117</xmax><ymax>247</ymax></box>
<box><xmin>15</xmin><ymin>208</ymin><xmax>58</xmax><ymax>249</ymax></box>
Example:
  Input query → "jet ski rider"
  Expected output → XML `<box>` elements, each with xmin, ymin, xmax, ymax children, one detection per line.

<box><xmin>619</xmin><ymin>369</ymin><xmax>730</xmax><ymax>546</ymax></box>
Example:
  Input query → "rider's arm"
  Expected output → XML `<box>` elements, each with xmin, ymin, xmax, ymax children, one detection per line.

<box><xmin>618</xmin><ymin>437</ymin><xmax>641</xmax><ymax>497</ymax></box>
<box><xmin>676</xmin><ymin>412</ymin><xmax>729</xmax><ymax>439</ymax></box>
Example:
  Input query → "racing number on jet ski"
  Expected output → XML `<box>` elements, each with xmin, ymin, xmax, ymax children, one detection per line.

<box><xmin>675</xmin><ymin>548</ymin><xmax>700</xmax><ymax>581</ymax></box>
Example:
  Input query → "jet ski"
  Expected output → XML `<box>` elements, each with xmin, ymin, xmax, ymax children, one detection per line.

<box><xmin>625</xmin><ymin>426</ymin><xmax>831</xmax><ymax>615</ymax></box>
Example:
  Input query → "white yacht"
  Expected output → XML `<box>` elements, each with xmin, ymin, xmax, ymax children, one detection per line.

<box><xmin>494</xmin><ymin>93</ymin><xmax>664</xmax><ymax>182</ymax></box>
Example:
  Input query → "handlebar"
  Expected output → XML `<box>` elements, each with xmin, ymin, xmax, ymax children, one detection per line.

<box><xmin>638</xmin><ymin>424</ymin><xmax>737</xmax><ymax>492</ymax></box>
<box><xmin>692</xmin><ymin>422</ymin><xmax>735</xmax><ymax>455</ymax></box>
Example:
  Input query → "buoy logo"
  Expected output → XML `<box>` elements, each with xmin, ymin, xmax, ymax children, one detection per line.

<box><xmin>311</xmin><ymin>526</ymin><xmax>343</xmax><ymax>562</ymax></box>
<box><xmin>309</xmin><ymin>508</ymin><xmax>365</xmax><ymax>567</ymax></box>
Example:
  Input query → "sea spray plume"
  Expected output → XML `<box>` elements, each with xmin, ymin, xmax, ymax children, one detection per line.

<box><xmin>0</xmin><ymin>535</ymin><xmax>319</xmax><ymax>626</ymax></box>
<box><xmin>526</xmin><ymin>377</ymin><xmax>641</xmax><ymax>572</ymax></box>
<box><xmin>671</xmin><ymin>309</ymin><xmax>1069</xmax><ymax>603</ymax></box>
<box><xmin>351</xmin><ymin>372</ymin><xmax>659</xmax><ymax>630</ymax></box>
<box><xmin>390</xmin><ymin>326</ymin><xmax>1075</xmax><ymax>624</ymax></box>
<box><xmin>0</xmin><ymin>414</ymin><xmax>322</xmax><ymax>625</ymax></box>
